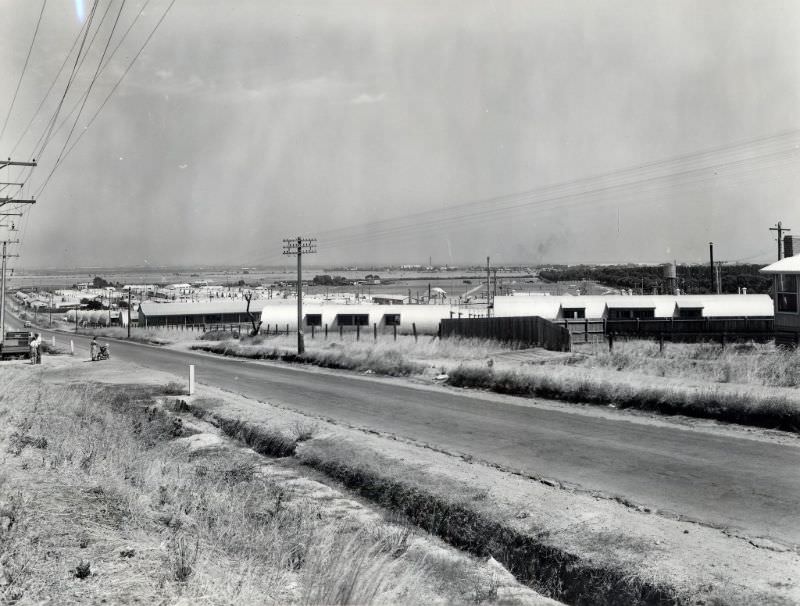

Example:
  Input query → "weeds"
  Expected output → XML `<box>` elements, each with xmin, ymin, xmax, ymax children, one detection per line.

<box><xmin>1</xmin><ymin>371</ymin><xmax>471</xmax><ymax>604</ymax></box>
<box><xmin>447</xmin><ymin>364</ymin><xmax>800</xmax><ymax>432</ymax></box>
<box><xmin>162</xmin><ymin>381</ymin><xmax>187</xmax><ymax>396</ymax></box>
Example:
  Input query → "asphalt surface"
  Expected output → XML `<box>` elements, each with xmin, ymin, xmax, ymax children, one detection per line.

<box><xmin>11</xmin><ymin>318</ymin><xmax>800</xmax><ymax>547</ymax></box>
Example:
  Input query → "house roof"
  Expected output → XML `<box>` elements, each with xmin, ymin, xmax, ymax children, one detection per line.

<box><xmin>674</xmin><ymin>299</ymin><xmax>705</xmax><ymax>309</ymax></box>
<box><xmin>140</xmin><ymin>300</ymin><xmax>267</xmax><ymax>317</ymax></box>
<box><xmin>605</xmin><ymin>299</ymin><xmax>656</xmax><ymax>309</ymax></box>
<box><xmin>492</xmin><ymin>294</ymin><xmax>773</xmax><ymax>319</ymax></box>
<box><xmin>760</xmin><ymin>256</ymin><xmax>800</xmax><ymax>274</ymax></box>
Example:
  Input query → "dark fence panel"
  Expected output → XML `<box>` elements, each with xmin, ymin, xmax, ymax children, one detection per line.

<box><xmin>440</xmin><ymin>316</ymin><xmax>571</xmax><ymax>351</ymax></box>
<box><xmin>562</xmin><ymin>316</ymin><xmax>774</xmax><ymax>344</ymax></box>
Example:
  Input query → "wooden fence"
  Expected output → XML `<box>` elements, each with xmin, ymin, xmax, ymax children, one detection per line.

<box><xmin>440</xmin><ymin>316</ymin><xmax>572</xmax><ymax>351</ymax></box>
<box><xmin>562</xmin><ymin>317</ymin><xmax>774</xmax><ymax>344</ymax></box>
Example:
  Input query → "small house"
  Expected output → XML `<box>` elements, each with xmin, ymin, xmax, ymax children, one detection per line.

<box><xmin>760</xmin><ymin>256</ymin><xmax>800</xmax><ymax>346</ymax></box>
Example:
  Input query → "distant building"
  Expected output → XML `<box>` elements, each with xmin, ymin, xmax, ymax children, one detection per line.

<box><xmin>760</xmin><ymin>256</ymin><xmax>800</xmax><ymax>346</ymax></box>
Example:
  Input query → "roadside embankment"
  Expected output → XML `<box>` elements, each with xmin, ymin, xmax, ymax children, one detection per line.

<box><xmin>0</xmin><ymin>359</ymin><xmax>556</xmax><ymax>605</ymax></box>
<box><xmin>184</xmin><ymin>374</ymin><xmax>800</xmax><ymax>605</ymax></box>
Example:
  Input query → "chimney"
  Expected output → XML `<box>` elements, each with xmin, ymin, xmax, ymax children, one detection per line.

<box><xmin>784</xmin><ymin>235</ymin><xmax>800</xmax><ymax>258</ymax></box>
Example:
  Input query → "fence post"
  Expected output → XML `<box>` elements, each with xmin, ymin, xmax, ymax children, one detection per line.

<box><xmin>70</xmin><ymin>340</ymin><xmax>74</xmax><ymax>356</ymax></box>
<box><xmin>311</xmin><ymin>325</ymin><xmax>315</xmax><ymax>339</ymax></box>
<box><xmin>189</xmin><ymin>365</ymin><xmax>195</xmax><ymax>396</ymax></box>
<box><xmin>356</xmin><ymin>323</ymin><xmax>361</xmax><ymax>341</ymax></box>
<box><xmin>412</xmin><ymin>322</ymin><xmax>418</xmax><ymax>343</ymax></box>
<box><xmin>373</xmin><ymin>323</ymin><xmax>377</xmax><ymax>342</ymax></box>
<box><xmin>659</xmin><ymin>332</ymin><xmax>664</xmax><ymax>353</ymax></box>
<box><xmin>339</xmin><ymin>325</ymin><xmax>343</xmax><ymax>340</ymax></box>
<box><xmin>608</xmin><ymin>333</ymin><xmax>614</xmax><ymax>352</ymax></box>
<box><xmin>393</xmin><ymin>324</ymin><xmax>397</xmax><ymax>341</ymax></box>
<box><xmin>325</xmin><ymin>323</ymin><xmax>328</xmax><ymax>339</ymax></box>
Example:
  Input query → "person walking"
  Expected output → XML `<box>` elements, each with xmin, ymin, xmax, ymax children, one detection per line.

<box><xmin>90</xmin><ymin>337</ymin><xmax>99</xmax><ymax>361</ymax></box>
<box><xmin>30</xmin><ymin>333</ymin><xmax>42</xmax><ymax>364</ymax></box>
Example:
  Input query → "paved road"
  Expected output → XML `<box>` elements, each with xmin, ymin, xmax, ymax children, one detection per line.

<box><xmin>12</xmin><ymin>319</ymin><xmax>800</xmax><ymax>547</ymax></box>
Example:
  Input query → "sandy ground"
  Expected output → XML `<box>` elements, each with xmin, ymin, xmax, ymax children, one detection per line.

<box><xmin>20</xmin><ymin>352</ymin><xmax>800</xmax><ymax>604</ymax></box>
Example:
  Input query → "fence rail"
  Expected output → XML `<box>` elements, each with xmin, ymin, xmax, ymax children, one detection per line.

<box><xmin>440</xmin><ymin>316</ymin><xmax>571</xmax><ymax>351</ymax></box>
<box><xmin>562</xmin><ymin>317</ymin><xmax>774</xmax><ymax>344</ymax></box>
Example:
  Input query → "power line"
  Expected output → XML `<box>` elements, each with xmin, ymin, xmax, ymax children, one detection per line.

<box><xmin>8</xmin><ymin>10</ymin><xmax>92</xmax><ymax>157</ymax></box>
<box><xmin>40</xmin><ymin>0</ymin><xmax>127</xmax><ymax>189</ymax></box>
<box><xmin>21</xmin><ymin>0</ymin><xmax>152</xmax><ymax>164</ymax></box>
<box><xmin>0</xmin><ymin>0</ymin><xmax>48</xmax><ymax>143</ymax></box>
<box><xmin>34</xmin><ymin>0</ymin><xmax>178</xmax><ymax>198</ymax></box>
<box><xmin>31</xmin><ymin>0</ymin><xmax>101</xmax><ymax>164</ymax></box>
<box><xmin>240</xmin><ymin>143</ymin><xmax>799</xmax><ymax>266</ymax></box>
<box><xmin>235</xmin><ymin>129</ymin><xmax>800</xmax><ymax>263</ymax></box>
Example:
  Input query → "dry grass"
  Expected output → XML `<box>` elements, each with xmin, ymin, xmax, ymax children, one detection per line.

<box><xmin>0</xmin><ymin>367</ymin><xmax>532</xmax><ymax>605</ymax></box>
<box><xmin>81</xmin><ymin>326</ymin><xmax>200</xmax><ymax>345</ymax></box>
<box><xmin>571</xmin><ymin>339</ymin><xmax>800</xmax><ymax>387</ymax></box>
<box><xmin>192</xmin><ymin>334</ymin><xmax>507</xmax><ymax>377</ymax></box>
<box><xmin>448</xmin><ymin>363</ymin><xmax>800</xmax><ymax>432</ymax></box>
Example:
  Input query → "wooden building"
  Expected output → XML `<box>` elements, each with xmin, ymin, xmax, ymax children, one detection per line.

<box><xmin>760</xmin><ymin>256</ymin><xmax>800</xmax><ymax>346</ymax></box>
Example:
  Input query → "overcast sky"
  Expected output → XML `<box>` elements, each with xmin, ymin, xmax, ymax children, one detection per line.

<box><xmin>1</xmin><ymin>0</ymin><xmax>799</xmax><ymax>269</ymax></box>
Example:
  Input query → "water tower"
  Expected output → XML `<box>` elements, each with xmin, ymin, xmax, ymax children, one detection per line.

<box><xmin>663</xmin><ymin>263</ymin><xmax>677</xmax><ymax>295</ymax></box>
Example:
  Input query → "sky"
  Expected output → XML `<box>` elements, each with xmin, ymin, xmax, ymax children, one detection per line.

<box><xmin>0</xmin><ymin>0</ymin><xmax>799</xmax><ymax>269</ymax></box>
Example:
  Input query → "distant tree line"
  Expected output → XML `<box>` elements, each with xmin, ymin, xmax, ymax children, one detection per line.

<box><xmin>538</xmin><ymin>264</ymin><xmax>772</xmax><ymax>295</ymax></box>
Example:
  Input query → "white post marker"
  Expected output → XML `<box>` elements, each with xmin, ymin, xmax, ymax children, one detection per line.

<box><xmin>52</xmin><ymin>336</ymin><xmax>55</xmax><ymax>346</ymax></box>
<box><xmin>189</xmin><ymin>365</ymin><xmax>195</xmax><ymax>396</ymax></box>
<box><xmin>70</xmin><ymin>340</ymin><xmax>74</xmax><ymax>356</ymax></box>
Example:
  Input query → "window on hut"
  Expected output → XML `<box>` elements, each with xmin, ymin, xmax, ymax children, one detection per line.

<box><xmin>776</xmin><ymin>274</ymin><xmax>798</xmax><ymax>313</ymax></box>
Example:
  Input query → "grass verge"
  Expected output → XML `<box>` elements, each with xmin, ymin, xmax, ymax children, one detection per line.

<box><xmin>190</xmin><ymin>405</ymin><xmax>679</xmax><ymax>605</ymax></box>
<box><xmin>0</xmin><ymin>370</ymin><xmax>518</xmax><ymax>604</ymax></box>
<box><xmin>447</xmin><ymin>364</ymin><xmax>800</xmax><ymax>432</ymax></box>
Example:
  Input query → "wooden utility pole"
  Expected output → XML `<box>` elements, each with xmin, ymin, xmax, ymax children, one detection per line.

<box><xmin>709</xmin><ymin>242</ymin><xmax>715</xmax><ymax>294</ymax></box>
<box><xmin>0</xmin><ymin>240</ymin><xmax>20</xmax><ymax>339</ymax></box>
<box><xmin>127</xmin><ymin>288</ymin><xmax>132</xmax><ymax>338</ymax></box>
<box><xmin>486</xmin><ymin>256</ymin><xmax>491</xmax><ymax>315</ymax></box>
<box><xmin>769</xmin><ymin>221</ymin><xmax>791</xmax><ymax>260</ymax></box>
<box><xmin>282</xmin><ymin>236</ymin><xmax>317</xmax><ymax>354</ymax></box>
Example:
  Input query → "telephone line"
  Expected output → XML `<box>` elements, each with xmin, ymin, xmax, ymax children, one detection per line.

<box><xmin>34</xmin><ymin>0</ymin><xmax>177</xmax><ymax>198</ymax></box>
<box><xmin>22</xmin><ymin>0</ymin><xmax>150</xmax><ymax>165</ymax></box>
<box><xmin>21</xmin><ymin>0</ymin><xmax>113</xmax><ymax>164</ymax></box>
<box><xmin>0</xmin><ymin>0</ymin><xmax>48</xmax><ymax>143</ymax></box>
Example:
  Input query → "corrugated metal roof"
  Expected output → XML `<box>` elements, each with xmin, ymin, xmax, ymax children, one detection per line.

<box><xmin>760</xmin><ymin>256</ymin><xmax>800</xmax><ymax>274</ymax></box>
<box><xmin>140</xmin><ymin>300</ymin><xmax>268</xmax><ymax>317</ymax></box>
<box><xmin>605</xmin><ymin>299</ymin><xmax>656</xmax><ymax>309</ymax></box>
<box><xmin>492</xmin><ymin>294</ymin><xmax>773</xmax><ymax>319</ymax></box>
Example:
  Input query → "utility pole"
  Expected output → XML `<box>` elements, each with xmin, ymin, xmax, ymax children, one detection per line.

<box><xmin>0</xmin><ymin>240</ymin><xmax>20</xmax><ymax>339</ymax></box>
<box><xmin>769</xmin><ymin>221</ymin><xmax>791</xmax><ymax>260</ymax></box>
<box><xmin>282</xmin><ymin>236</ymin><xmax>317</xmax><ymax>354</ymax></box>
<box><xmin>486</xmin><ymin>256</ymin><xmax>491</xmax><ymax>315</ymax></box>
<box><xmin>709</xmin><ymin>242</ymin><xmax>715</xmax><ymax>294</ymax></box>
<box><xmin>127</xmin><ymin>288</ymin><xmax>132</xmax><ymax>339</ymax></box>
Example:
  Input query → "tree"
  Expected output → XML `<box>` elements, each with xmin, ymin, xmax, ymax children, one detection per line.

<box><xmin>243</xmin><ymin>292</ymin><xmax>262</xmax><ymax>336</ymax></box>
